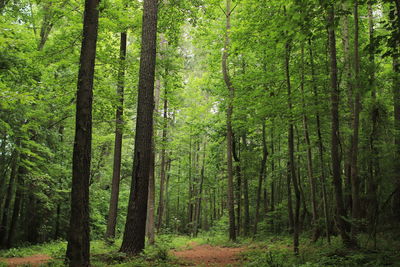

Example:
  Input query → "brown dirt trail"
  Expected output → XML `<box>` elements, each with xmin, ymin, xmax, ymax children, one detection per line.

<box><xmin>172</xmin><ymin>244</ymin><xmax>245</xmax><ymax>267</ymax></box>
<box><xmin>0</xmin><ymin>254</ymin><xmax>51</xmax><ymax>266</ymax></box>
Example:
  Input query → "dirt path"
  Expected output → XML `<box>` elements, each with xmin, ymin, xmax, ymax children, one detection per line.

<box><xmin>0</xmin><ymin>254</ymin><xmax>52</xmax><ymax>267</ymax></box>
<box><xmin>172</xmin><ymin>244</ymin><xmax>245</xmax><ymax>267</ymax></box>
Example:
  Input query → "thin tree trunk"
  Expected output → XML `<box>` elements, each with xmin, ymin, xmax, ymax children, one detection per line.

<box><xmin>300</xmin><ymin>45</ymin><xmax>319</xmax><ymax>242</ymax></box>
<box><xmin>253</xmin><ymin>121</ymin><xmax>268</xmax><ymax>237</ymax></box>
<box><xmin>194</xmin><ymin>142</ymin><xmax>206</xmax><ymax>236</ymax></box>
<box><xmin>233</xmin><ymin>136</ymin><xmax>242</xmax><ymax>236</ymax></box>
<box><xmin>270</xmin><ymin>127</ymin><xmax>275</xmax><ymax>228</ymax></box>
<box><xmin>327</xmin><ymin>3</ymin><xmax>354</xmax><ymax>247</ymax></box>
<box><xmin>106</xmin><ymin>31</ymin><xmax>127</xmax><ymax>241</ymax></box>
<box><xmin>342</xmin><ymin>10</ymin><xmax>353</xmax><ymax>215</ymax></box>
<box><xmin>309</xmin><ymin>38</ymin><xmax>331</xmax><ymax>244</ymax></box>
<box><xmin>286</xmin><ymin>38</ymin><xmax>301</xmax><ymax>255</ymax></box>
<box><xmin>120</xmin><ymin>0</ymin><xmax>158</xmax><ymax>255</ymax></box>
<box><xmin>350</xmin><ymin>0</ymin><xmax>362</xmax><ymax>235</ymax></box>
<box><xmin>66</xmin><ymin>0</ymin><xmax>100</xmax><ymax>264</ymax></box>
<box><xmin>366</xmin><ymin>1</ymin><xmax>379</xmax><ymax>240</ymax></box>
<box><xmin>7</xmin><ymin>163</ymin><xmax>26</xmax><ymax>248</ymax></box>
<box><xmin>156</xmin><ymin>91</ymin><xmax>168</xmax><ymax>232</ymax></box>
<box><xmin>54</xmin><ymin>203</ymin><xmax>61</xmax><ymax>240</ymax></box>
<box><xmin>188</xmin><ymin>137</ymin><xmax>193</xmax><ymax>228</ymax></box>
<box><xmin>242</xmin><ymin>135</ymin><xmax>250</xmax><ymax>236</ymax></box>
<box><xmin>222</xmin><ymin>0</ymin><xmax>236</xmax><ymax>241</ymax></box>
<box><xmin>164</xmin><ymin>157</ymin><xmax>171</xmax><ymax>229</ymax></box>
<box><xmin>287</xmin><ymin>162</ymin><xmax>294</xmax><ymax>233</ymax></box>
<box><xmin>0</xmin><ymin>150</ymin><xmax>18</xmax><ymax>248</ymax></box>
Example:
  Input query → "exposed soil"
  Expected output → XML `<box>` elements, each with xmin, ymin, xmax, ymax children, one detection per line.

<box><xmin>172</xmin><ymin>244</ymin><xmax>245</xmax><ymax>267</ymax></box>
<box><xmin>0</xmin><ymin>254</ymin><xmax>52</xmax><ymax>267</ymax></box>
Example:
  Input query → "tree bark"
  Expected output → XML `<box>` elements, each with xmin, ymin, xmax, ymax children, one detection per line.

<box><xmin>120</xmin><ymin>0</ymin><xmax>158</xmax><ymax>255</ymax></box>
<box><xmin>300</xmin><ymin>45</ymin><xmax>319</xmax><ymax>242</ymax></box>
<box><xmin>0</xmin><ymin>150</ymin><xmax>18</xmax><ymax>248</ymax></box>
<box><xmin>222</xmin><ymin>0</ymin><xmax>236</xmax><ymax>242</ymax></box>
<box><xmin>309</xmin><ymin>38</ymin><xmax>330</xmax><ymax>244</ymax></box>
<box><xmin>233</xmin><ymin>136</ymin><xmax>242</xmax><ymax>236</ymax></box>
<box><xmin>253</xmin><ymin>121</ymin><xmax>268</xmax><ymax>237</ymax></box>
<box><xmin>194</xmin><ymin>142</ymin><xmax>206</xmax><ymax>236</ymax></box>
<box><xmin>342</xmin><ymin>9</ymin><xmax>353</xmax><ymax>215</ymax></box>
<box><xmin>6</xmin><ymin>165</ymin><xmax>24</xmax><ymax>248</ymax></box>
<box><xmin>270</xmin><ymin>127</ymin><xmax>275</xmax><ymax>226</ymax></box>
<box><xmin>146</xmin><ymin>79</ymin><xmax>161</xmax><ymax>245</ymax></box>
<box><xmin>66</xmin><ymin>0</ymin><xmax>99</xmax><ymax>265</ymax></box>
<box><xmin>327</xmin><ymin>3</ymin><xmax>354</xmax><ymax>247</ymax></box>
<box><xmin>156</xmin><ymin>91</ymin><xmax>168</xmax><ymax>231</ymax></box>
<box><xmin>241</xmin><ymin>135</ymin><xmax>250</xmax><ymax>236</ymax></box>
<box><xmin>350</xmin><ymin>0</ymin><xmax>362</xmax><ymax>234</ymax></box>
<box><xmin>286</xmin><ymin>38</ymin><xmax>300</xmax><ymax>254</ymax></box>
<box><xmin>106</xmin><ymin>31</ymin><xmax>127</xmax><ymax>241</ymax></box>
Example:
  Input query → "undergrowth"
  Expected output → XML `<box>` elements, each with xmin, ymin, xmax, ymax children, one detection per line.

<box><xmin>0</xmin><ymin>231</ymin><xmax>399</xmax><ymax>266</ymax></box>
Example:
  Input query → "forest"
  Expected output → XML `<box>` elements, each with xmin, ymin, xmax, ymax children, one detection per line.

<box><xmin>0</xmin><ymin>0</ymin><xmax>400</xmax><ymax>266</ymax></box>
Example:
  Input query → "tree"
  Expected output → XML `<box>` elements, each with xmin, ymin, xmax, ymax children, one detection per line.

<box><xmin>65</xmin><ymin>0</ymin><xmax>100</xmax><ymax>265</ymax></box>
<box><xmin>222</xmin><ymin>0</ymin><xmax>236</xmax><ymax>242</ymax></box>
<box><xmin>285</xmin><ymin>35</ymin><xmax>300</xmax><ymax>255</ymax></box>
<box><xmin>105</xmin><ymin>31</ymin><xmax>127</xmax><ymax>241</ymax></box>
<box><xmin>253</xmin><ymin>120</ymin><xmax>268</xmax><ymax>237</ymax></box>
<box><xmin>120</xmin><ymin>0</ymin><xmax>158</xmax><ymax>255</ymax></box>
<box><xmin>326</xmin><ymin>2</ymin><xmax>354</xmax><ymax>248</ymax></box>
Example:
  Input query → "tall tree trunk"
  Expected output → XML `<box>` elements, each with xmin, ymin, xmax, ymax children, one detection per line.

<box><xmin>286</xmin><ymin>164</ymin><xmax>294</xmax><ymax>233</ymax></box>
<box><xmin>194</xmin><ymin>142</ymin><xmax>206</xmax><ymax>237</ymax></box>
<box><xmin>106</xmin><ymin>31</ymin><xmax>127</xmax><ymax>241</ymax></box>
<box><xmin>26</xmin><ymin>192</ymin><xmax>40</xmax><ymax>244</ymax></box>
<box><xmin>327</xmin><ymin>3</ymin><xmax>354</xmax><ymax>247</ymax></box>
<box><xmin>242</xmin><ymin>135</ymin><xmax>250</xmax><ymax>236</ymax></box>
<box><xmin>270</xmin><ymin>127</ymin><xmax>275</xmax><ymax>226</ymax></box>
<box><xmin>0</xmin><ymin>150</ymin><xmax>18</xmax><ymax>248</ymax></box>
<box><xmin>309</xmin><ymin>38</ymin><xmax>331</xmax><ymax>244</ymax></box>
<box><xmin>253</xmin><ymin>121</ymin><xmax>268</xmax><ymax>237</ymax></box>
<box><xmin>300</xmin><ymin>45</ymin><xmax>319</xmax><ymax>242</ymax></box>
<box><xmin>342</xmin><ymin>9</ymin><xmax>353</xmax><ymax>215</ymax></box>
<box><xmin>222</xmin><ymin>0</ymin><xmax>236</xmax><ymax>242</ymax></box>
<box><xmin>6</xmin><ymin>165</ymin><xmax>24</xmax><ymax>248</ymax></box>
<box><xmin>188</xmin><ymin>137</ymin><xmax>194</xmax><ymax>228</ymax></box>
<box><xmin>165</xmin><ymin>157</ymin><xmax>172</xmax><ymax>229</ymax></box>
<box><xmin>146</xmin><ymin>79</ymin><xmax>161</xmax><ymax>245</ymax></box>
<box><xmin>157</xmin><ymin>91</ymin><xmax>168</xmax><ymax>231</ymax></box>
<box><xmin>120</xmin><ymin>0</ymin><xmax>158</xmax><ymax>255</ymax></box>
<box><xmin>286</xmin><ymin>39</ymin><xmax>301</xmax><ymax>255</ymax></box>
<box><xmin>367</xmin><ymin>1</ymin><xmax>379</xmax><ymax>238</ymax></box>
<box><xmin>350</xmin><ymin>0</ymin><xmax>362</xmax><ymax>235</ymax></box>
<box><xmin>233</xmin><ymin>136</ymin><xmax>242</xmax><ymax>236</ymax></box>
<box><xmin>367</xmin><ymin>2</ymin><xmax>380</xmax><ymax>230</ymax></box>
<box><xmin>66</xmin><ymin>0</ymin><xmax>99</xmax><ymax>264</ymax></box>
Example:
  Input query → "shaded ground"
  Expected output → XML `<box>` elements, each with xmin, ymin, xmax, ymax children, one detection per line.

<box><xmin>172</xmin><ymin>243</ymin><xmax>245</xmax><ymax>267</ymax></box>
<box><xmin>0</xmin><ymin>254</ymin><xmax>52</xmax><ymax>267</ymax></box>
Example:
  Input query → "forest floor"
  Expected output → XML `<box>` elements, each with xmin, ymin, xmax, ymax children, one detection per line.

<box><xmin>0</xmin><ymin>232</ymin><xmax>399</xmax><ymax>266</ymax></box>
<box><xmin>0</xmin><ymin>242</ymin><xmax>245</xmax><ymax>266</ymax></box>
